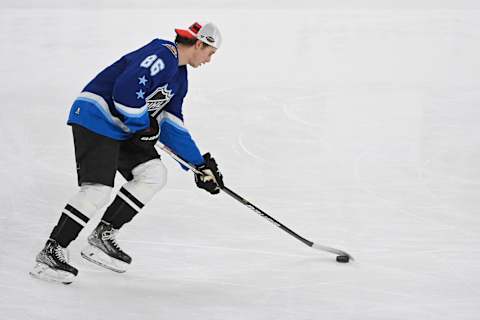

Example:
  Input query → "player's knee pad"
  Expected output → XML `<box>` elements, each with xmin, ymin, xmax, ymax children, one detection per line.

<box><xmin>123</xmin><ymin>159</ymin><xmax>167</xmax><ymax>204</ymax></box>
<box><xmin>67</xmin><ymin>183</ymin><xmax>112</xmax><ymax>218</ymax></box>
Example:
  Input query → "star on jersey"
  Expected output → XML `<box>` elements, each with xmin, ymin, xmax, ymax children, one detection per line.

<box><xmin>136</xmin><ymin>89</ymin><xmax>145</xmax><ymax>99</ymax></box>
<box><xmin>138</xmin><ymin>75</ymin><xmax>148</xmax><ymax>86</ymax></box>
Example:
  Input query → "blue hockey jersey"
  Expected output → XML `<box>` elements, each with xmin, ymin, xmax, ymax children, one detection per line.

<box><xmin>67</xmin><ymin>39</ymin><xmax>204</xmax><ymax>167</ymax></box>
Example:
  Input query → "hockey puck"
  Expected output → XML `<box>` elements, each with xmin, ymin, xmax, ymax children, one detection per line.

<box><xmin>336</xmin><ymin>255</ymin><xmax>350</xmax><ymax>263</ymax></box>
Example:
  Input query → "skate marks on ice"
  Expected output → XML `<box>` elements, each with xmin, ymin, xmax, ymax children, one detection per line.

<box><xmin>351</xmin><ymin>89</ymin><xmax>480</xmax><ymax>237</ymax></box>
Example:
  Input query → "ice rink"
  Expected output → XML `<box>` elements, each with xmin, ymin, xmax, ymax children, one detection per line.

<box><xmin>1</xmin><ymin>1</ymin><xmax>480</xmax><ymax>319</ymax></box>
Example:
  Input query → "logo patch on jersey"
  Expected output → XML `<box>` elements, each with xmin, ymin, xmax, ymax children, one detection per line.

<box><xmin>162</xmin><ymin>44</ymin><xmax>178</xmax><ymax>59</ymax></box>
<box><xmin>146</xmin><ymin>84</ymin><xmax>174</xmax><ymax>117</ymax></box>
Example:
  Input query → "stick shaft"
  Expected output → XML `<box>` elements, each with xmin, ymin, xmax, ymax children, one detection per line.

<box><xmin>156</xmin><ymin>143</ymin><xmax>353</xmax><ymax>259</ymax></box>
<box><xmin>220</xmin><ymin>186</ymin><xmax>314</xmax><ymax>247</ymax></box>
<box><xmin>156</xmin><ymin>145</ymin><xmax>310</xmax><ymax>242</ymax></box>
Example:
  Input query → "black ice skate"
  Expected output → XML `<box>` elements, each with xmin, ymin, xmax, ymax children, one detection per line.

<box><xmin>81</xmin><ymin>221</ymin><xmax>131</xmax><ymax>273</ymax></box>
<box><xmin>29</xmin><ymin>239</ymin><xmax>78</xmax><ymax>284</ymax></box>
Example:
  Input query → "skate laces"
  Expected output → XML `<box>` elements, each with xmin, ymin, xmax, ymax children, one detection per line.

<box><xmin>102</xmin><ymin>229</ymin><xmax>121</xmax><ymax>249</ymax></box>
<box><xmin>53</xmin><ymin>245</ymin><xmax>68</xmax><ymax>263</ymax></box>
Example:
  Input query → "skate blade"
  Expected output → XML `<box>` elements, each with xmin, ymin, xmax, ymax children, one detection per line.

<box><xmin>29</xmin><ymin>263</ymin><xmax>75</xmax><ymax>285</ymax></box>
<box><xmin>81</xmin><ymin>245</ymin><xmax>128</xmax><ymax>273</ymax></box>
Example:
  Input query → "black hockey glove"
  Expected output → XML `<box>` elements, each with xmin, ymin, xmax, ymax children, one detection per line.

<box><xmin>132</xmin><ymin>117</ymin><xmax>159</xmax><ymax>148</ymax></box>
<box><xmin>195</xmin><ymin>153</ymin><xmax>224</xmax><ymax>195</ymax></box>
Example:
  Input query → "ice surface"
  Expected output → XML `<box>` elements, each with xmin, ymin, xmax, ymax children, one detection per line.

<box><xmin>1</xmin><ymin>2</ymin><xmax>479</xmax><ymax>320</ymax></box>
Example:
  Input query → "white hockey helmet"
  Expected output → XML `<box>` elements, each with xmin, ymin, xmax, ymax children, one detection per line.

<box><xmin>175</xmin><ymin>22</ymin><xmax>222</xmax><ymax>49</ymax></box>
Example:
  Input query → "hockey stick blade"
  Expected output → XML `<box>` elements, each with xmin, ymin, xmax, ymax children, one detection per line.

<box><xmin>311</xmin><ymin>243</ymin><xmax>354</xmax><ymax>260</ymax></box>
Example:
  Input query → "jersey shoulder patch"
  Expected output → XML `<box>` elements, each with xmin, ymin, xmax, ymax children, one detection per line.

<box><xmin>162</xmin><ymin>43</ymin><xmax>178</xmax><ymax>59</ymax></box>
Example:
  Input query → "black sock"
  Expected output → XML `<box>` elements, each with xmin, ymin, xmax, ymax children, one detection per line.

<box><xmin>49</xmin><ymin>204</ymin><xmax>89</xmax><ymax>247</ymax></box>
<box><xmin>101</xmin><ymin>187</ymin><xmax>144</xmax><ymax>229</ymax></box>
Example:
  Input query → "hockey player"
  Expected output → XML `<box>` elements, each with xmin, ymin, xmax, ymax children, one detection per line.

<box><xmin>30</xmin><ymin>22</ymin><xmax>224</xmax><ymax>284</ymax></box>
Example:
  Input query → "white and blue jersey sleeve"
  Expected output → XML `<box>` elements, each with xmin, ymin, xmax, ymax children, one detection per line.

<box><xmin>156</xmin><ymin>86</ymin><xmax>204</xmax><ymax>168</ymax></box>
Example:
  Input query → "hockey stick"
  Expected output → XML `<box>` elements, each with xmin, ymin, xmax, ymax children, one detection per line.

<box><xmin>156</xmin><ymin>143</ymin><xmax>354</xmax><ymax>262</ymax></box>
